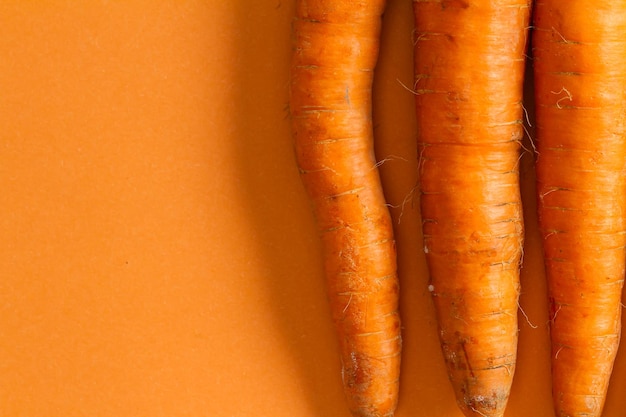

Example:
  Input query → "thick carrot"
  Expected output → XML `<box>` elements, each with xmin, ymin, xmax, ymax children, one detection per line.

<box><xmin>532</xmin><ymin>2</ymin><xmax>626</xmax><ymax>416</ymax></box>
<box><xmin>412</xmin><ymin>1</ymin><xmax>530</xmax><ymax>416</ymax></box>
<box><xmin>289</xmin><ymin>1</ymin><xmax>402</xmax><ymax>416</ymax></box>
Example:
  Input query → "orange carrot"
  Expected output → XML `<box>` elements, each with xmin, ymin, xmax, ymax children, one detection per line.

<box><xmin>532</xmin><ymin>2</ymin><xmax>626</xmax><ymax>416</ymax></box>
<box><xmin>289</xmin><ymin>1</ymin><xmax>402</xmax><ymax>416</ymax></box>
<box><xmin>412</xmin><ymin>1</ymin><xmax>530</xmax><ymax>416</ymax></box>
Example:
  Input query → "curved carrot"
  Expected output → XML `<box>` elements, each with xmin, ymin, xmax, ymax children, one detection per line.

<box><xmin>412</xmin><ymin>1</ymin><xmax>530</xmax><ymax>416</ymax></box>
<box><xmin>289</xmin><ymin>1</ymin><xmax>402</xmax><ymax>416</ymax></box>
<box><xmin>532</xmin><ymin>2</ymin><xmax>626</xmax><ymax>416</ymax></box>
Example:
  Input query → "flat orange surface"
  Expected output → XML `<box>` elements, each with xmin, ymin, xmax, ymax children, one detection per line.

<box><xmin>1</xmin><ymin>2</ymin><xmax>625</xmax><ymax>416</ymax></box>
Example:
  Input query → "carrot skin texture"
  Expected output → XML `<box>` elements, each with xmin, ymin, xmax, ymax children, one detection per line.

<box><xmin>289</xmin><ymin>1</ymin><xmax>401</xmax><ymax>416</ymax></box>
<box><xmin>413</xmin><ymin>1</ymin><xmax>530</xmax><ymax>416</ymax></box>
<box><xmin>533</xmin><ymin>2</ymin><xmax>626</xmax><ymax>416</ymax></box>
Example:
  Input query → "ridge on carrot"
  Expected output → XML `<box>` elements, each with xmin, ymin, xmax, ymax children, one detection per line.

<box><xmin>289</xmin><ymin>1</ymin><xmax>402</xmax><ymax>416</ymax></box>
<box><xmin>532</xmin><ymin>2</ymin><xmax>626</xmax><ymax>416</ymax></box>
<box><xmin>412</xmin><ymin>1</ymin><xmax>531</xmax><ymax>416</ymax></box>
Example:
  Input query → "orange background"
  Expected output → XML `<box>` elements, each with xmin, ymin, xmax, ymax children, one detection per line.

<box><xmin>1</xmin><ymin>1</ymin><xmax>625</xmax><ymax>416</ymax></box>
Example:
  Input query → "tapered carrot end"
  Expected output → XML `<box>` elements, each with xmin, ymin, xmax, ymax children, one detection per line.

<box><xmin>342</xmin><ymin>354</ymin><xmax>400</xmax><ymax>417</ymax></box>
<box><xmin>447</xmin><ymin>357</ymin><xmax>514</xmax><ymax>417</ymax></box>
<box><xmin>550</xmin><ymin>341</ymin><xmax>615</xmax><ymax>417</ymax></box>
<box><xmin>435</xmin><ymin>288</ymin><xmax>518</xmax><ymax>417</ymax></box>
<box><xmin>457</xmin><ymin>391</ymin><xmax>508</xmax><ymax>417</ymax></box>
<box><xmin>349</xmin><ymin>408</ymin><xmax>395</xmax><ymax>417</ymax></box>
<box><xmin>345</xmin><ymin>388</ymin><xmax>397</xmax><ymax>417</ymax></box>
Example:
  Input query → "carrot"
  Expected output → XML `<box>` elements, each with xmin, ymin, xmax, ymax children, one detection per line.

<box><xmin>412</xmin><ymin>1</ymin><xmax>530</xmax><ymax>416</ymax></box>
<box><xmin>289</xmin><ymin>1</ymin><xmax>402</xmax><ymax>416</ymax></box>
<box><xmin>532</xmin><ymin>3</ymin><xmax>626</xmax><ymax>416</ymax></box>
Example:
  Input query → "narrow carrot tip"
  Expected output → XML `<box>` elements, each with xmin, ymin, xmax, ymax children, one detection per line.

<box><xmin>459</xmin><ymin>391</ymin><xmax>508</xmax><ymax>417</ymax></box>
